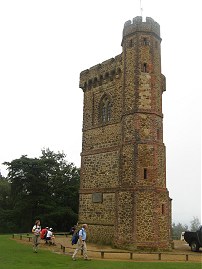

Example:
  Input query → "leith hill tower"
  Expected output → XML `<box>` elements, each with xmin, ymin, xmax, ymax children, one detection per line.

<box><xmin>78</xmin><ymin>16</ymin><xmax>172</xmax><ymax>250</ymax></box>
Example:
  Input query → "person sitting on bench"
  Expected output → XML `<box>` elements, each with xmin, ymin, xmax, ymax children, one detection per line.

<box><xmin>46</xmin><ymin>228</ymin><xmax>56</xmax><ymax>245</ymax></box>
<box><xmin>40</xmin><ymin>227</ymin><xmax>48</xmax><ymax>244</ymax></box>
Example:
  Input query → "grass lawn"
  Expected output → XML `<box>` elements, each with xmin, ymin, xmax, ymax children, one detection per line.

<box><xmin>0</xmin><ymin>235</ymin><xmax>201</xmax><ymax>269</ymax></box>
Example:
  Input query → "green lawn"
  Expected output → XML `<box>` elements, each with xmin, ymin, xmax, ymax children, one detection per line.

<box><xmin>0</xmin><ymin>235</ymin><xmax>201</xmax><ymax>269</ymax></box>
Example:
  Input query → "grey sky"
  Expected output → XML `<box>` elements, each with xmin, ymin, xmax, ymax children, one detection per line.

<box><xmin>0</xmin><ymin>0</ymin><xmax>201</xmax><ymax>226</ymax></box>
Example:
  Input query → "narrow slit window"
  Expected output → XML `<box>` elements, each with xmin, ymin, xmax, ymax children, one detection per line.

<box><xmin>129</xmin><ymin>39</ymin><xmax>133</xmax><ymax>47</ymax></box>
<box><xmin>162</xmin><ymin>204</ymin><xmax>165</xmax><ymax>215</ymax></box>
<box><xmin>155</xmin><ymin>41</ymin><xmax>158</xmax><ymax>48</ymax></box>
<box><xmin>157</xmin><ymin>129</ymin><xmax>160</xmax><ymax>140</ymax></box>
<box><xmin>143</xmin><ymin>63</ymin><xmax>147</xmax><ymax>72</ymax></box>
<box><xmin>144</xmin><ymin>168</ymin><xmax>147</xmax><ymax>179</ymax></box>
<box><xmin>143</xmin><ymin>38</ymin><xmax>149</xmax><ymax>45</ymax></box>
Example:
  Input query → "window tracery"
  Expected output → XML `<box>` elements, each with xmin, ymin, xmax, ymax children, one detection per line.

<box><xmin>100</xmin><ymin>95</ymin><xmax>112</xmax><ymax>123</ymax></box>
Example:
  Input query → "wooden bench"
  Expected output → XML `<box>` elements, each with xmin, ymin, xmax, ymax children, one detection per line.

<box><xmin>54</xmin><ymin>232</ymin><xmax>69</xmax><ymax>237</ymax></box>
<box><xmin>12</xmin><ymin>234</ymin><xmax>32</xmax><ymax>242</ymax></box>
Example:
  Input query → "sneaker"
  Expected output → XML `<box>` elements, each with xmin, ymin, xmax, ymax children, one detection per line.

<box><xmin>72</xmin><ymin>257</ymin><xmax>76</xmax><ymax>261</ymax></box>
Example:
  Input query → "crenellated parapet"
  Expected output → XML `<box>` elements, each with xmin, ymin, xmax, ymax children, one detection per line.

<box><xmin>79</xmin><ymin>54</ymin><xmax>122</xmax><ymax>91</ymax></box>
<box><xmin>122</xmin><ymin>16</ymin><xmax>161</xmax><ymax>44</ymax></box>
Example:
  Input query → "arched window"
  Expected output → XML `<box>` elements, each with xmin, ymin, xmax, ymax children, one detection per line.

<box><xmin>100</xmin><ymin>96</ymin><xmax>112</xmax><ymax>123</ymax></box>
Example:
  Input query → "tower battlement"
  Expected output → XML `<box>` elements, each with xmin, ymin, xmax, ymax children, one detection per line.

<box><xmin>79</xmin><ymin>54</ymin><xmax>122</xmax><ymax>91</ymax></box>
<box><xmin>123</xmin><ymin>16</ymin><xmax>160</xmax><ymax>40</ymax></box>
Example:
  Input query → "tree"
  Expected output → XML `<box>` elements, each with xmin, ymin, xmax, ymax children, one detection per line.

<box><xmin>0</xmin><ymin>176</ymin><xmax>10</xmax><ymax>209</ymax></box>
<box><xmin>3</xmin><ymin>149</ymin><xmax>80</xmax><ymax>232</ymax></box>
<box><xmin>190</xmin><ymin>216</ymin><xmax>201</xmax><ymax>231</ymax></box>
<box><xmin>4</xmin><ymin>155</ymin><xmax>49</xmax><ymax>231</ymax></box>
<box><xmin>38</xmin><ymin>149</ymin><xmax>80</xmax><ymax>231</ymax></box>
<box><xmin>172</xmin><ymin>222</ymin><xmax>188</xmax><ymax>240</ymax></box>
<box><xmin>172</xmin><ymin>217</ymin><xmax>201</xmax><ymax>240</ymax></box>
<box><xmin>0</xmin><ymin>176</ymin><xmax>16</xmax><ymax>233</ymax></box>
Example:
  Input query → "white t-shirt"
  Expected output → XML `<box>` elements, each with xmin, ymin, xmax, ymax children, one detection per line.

<box><xmin>32</xmin><ymin>225</ymin><xmax>41</xmax><ymax>235</ymax></box>
<box><xmin>46</xmin><ymin>230</ymin><xmax>53</xmax><ymax>238</ymax></box>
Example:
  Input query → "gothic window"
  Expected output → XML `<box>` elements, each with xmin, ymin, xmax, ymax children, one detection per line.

<box><xmin>100</xmin><ymin>95</ymin><xmax>112</xmax><ymax>123</ymax></box>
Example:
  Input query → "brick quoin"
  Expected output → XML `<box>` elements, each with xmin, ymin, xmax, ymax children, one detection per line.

<box><xmin>79</xmin><ymin>16</ymin><xmax>172</xmax><ymax>251</ymax></box>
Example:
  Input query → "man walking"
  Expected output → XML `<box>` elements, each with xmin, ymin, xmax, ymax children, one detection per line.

<box><xmin>72</xmin><ymin>224</ymin><xmax>90</xmax><ymax>261</ymax></box>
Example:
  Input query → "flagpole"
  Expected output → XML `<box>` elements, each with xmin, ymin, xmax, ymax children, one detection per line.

<box><xmin>140</xmin><ymin>0</ymin><xmax>143</xmax><ymax>17</ymax></box>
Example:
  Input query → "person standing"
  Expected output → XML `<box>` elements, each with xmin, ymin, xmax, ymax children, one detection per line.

<box><xmin>72</xmin><ymin>224</ymin><xmax>90</xmax><ymax>261</ymax></box>
<box><xmin>32</xmin><ymin>219</ymin><xmax>41</xmax><ymax>253</ymax></box>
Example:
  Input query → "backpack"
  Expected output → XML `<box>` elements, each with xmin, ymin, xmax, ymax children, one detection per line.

<box><xmin>70</xmin><ymin>226</ymin><xmax>76</xmax><ymax>235</ymax></box>
<box><xmin>71</xmin><ymin>231</ymin><xmax>79</xmax><ymax>245</ymax></box>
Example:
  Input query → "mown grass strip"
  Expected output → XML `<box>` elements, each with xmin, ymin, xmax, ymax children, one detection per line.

<box><xmin>0</xmin><ymin>235</ymin><xmax>201</xmax><ymax>269</ymax></box>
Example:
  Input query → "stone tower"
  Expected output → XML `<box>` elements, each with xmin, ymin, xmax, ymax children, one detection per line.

<box><xmin>79</xmin><ymin>16</ymin><xmax>172</xmax><ymax>250</ymax></box>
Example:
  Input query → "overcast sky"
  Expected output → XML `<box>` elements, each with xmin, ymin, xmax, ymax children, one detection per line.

<box><xmin>0</xmin><ymin>0</ymin><xmax>201</xmax><ymax>226</ymax></box>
